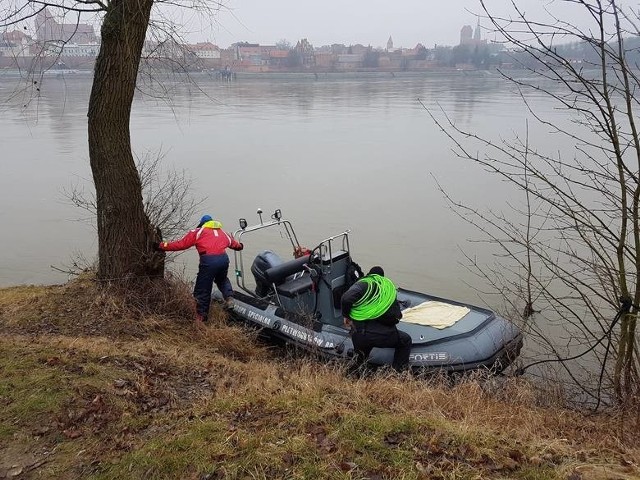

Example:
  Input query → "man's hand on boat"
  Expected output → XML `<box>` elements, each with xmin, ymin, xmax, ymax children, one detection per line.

<box><xmin>343</xmin><ymin>317</ymin><xmax>353</xmax><ymax>329</ymax></box>
<box><xmin>293</xmin><ymin>245</ymin><xmax>312</xmax><ymax>258</ymax></box>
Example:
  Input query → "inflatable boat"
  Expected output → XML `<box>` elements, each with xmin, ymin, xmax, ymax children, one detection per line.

<box><xmin>213</xmin><ymin>209</ymin><xmax>523</xmax><ymax>373</ymax></box>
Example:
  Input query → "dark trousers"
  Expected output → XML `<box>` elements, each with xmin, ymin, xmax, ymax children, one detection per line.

<box><xmin>193</xmin><ymin>253</ymin><xmax>233</xmax><ymax>320</ymax></box>
<box><xmin>351</xmin><ymin>321</ymin><xmax>412</xmax><ymax>372</ymax></box>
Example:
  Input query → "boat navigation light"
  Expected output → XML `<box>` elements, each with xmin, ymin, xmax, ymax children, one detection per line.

<box><xmin>272</xmin><ymin>209</ymin><xmax>282</xmax><ymax>220</ymax></box>
<box><xmin>257</xmin><ymin>208</ymin><xmax>263</xmax><ymax>224</ymax></box>
<box><xmin>239</xmin><ymin>218</ymin><xmax>247</xmax><ymax>230</ymax></box>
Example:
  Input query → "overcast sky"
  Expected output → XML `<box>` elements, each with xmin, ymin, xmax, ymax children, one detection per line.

<box><xmin>185</xmin><ymin>0</ymin><xmax>484</xmax><ymax>48</ymax></box>
<box><xmin>172</xmin><ymin>0</ymin><xmax>600</xmax><ymax>49</ymax></box>
<box><xmin>16</xmin><ymin>0</ymin><xmax>624</xmax><ymax>49</ymax></box>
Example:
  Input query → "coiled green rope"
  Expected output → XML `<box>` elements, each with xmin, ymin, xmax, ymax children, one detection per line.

<box><xmin>350</xmin><ymin>274</ymin><xmax>397</xmax><ymax>321</ymax></box>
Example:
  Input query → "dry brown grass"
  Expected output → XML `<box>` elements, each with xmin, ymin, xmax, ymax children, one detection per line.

<box><xmin>0</xmin><ymin>274</ymin><xmax>638</xmax><ymax>479</ymax></box>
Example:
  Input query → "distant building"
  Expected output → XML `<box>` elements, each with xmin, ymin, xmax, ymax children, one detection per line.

<box><xmin>349</xmin><ymin>44</ymin><xmax>369</xmax><ymax>55</ymax></box>
<box><xmin>234</xmin><ymin>44</ymin><xmax>284</xmax><ymax>65</ymax></box>
<box><xmin>3</xmin><ymin>30</ymin><xmax>31</xmax><ymax>45</ymax></box>
<box><xmin>60</xmin><ymin>42</ymin><xmax>100</xmax><ymax>57</ymax></box>
<box><xmin>460</xmin><ymin>25</ymin><xmax>473</xmax><ymax>45</ymax></box>
<box><xmin>337</xmin><ymin>53</ymin><xmax>363</xmax><ymax>70</ymax></box>
<box><xmin>330</xmin><ymin>44</ymin><xmax>348</xmax><ymax>55</ymax></box>
<box><xmin>35</xmin><ymin>8</ymin><xmax>97</xmax><ymax>44</ymax></box>
<box><xmin>220</xmin><ymin>47</ymin><xmax>236</xmax><ymax>66</ymax></box>
<box><xmin>387</xmin><ymin>36</ymin><xmax>393</xmax><ymax>51</ymax></box>
<box><xmin>474</xmin><ymin>19</ymin><xmax>481</xmax><ymax>41</ymax></box>
<box><xmin>460</xmin><ymin>20</ymin><xmax>486</xmax><ymax>47</ymax></box>
<box><xmin>0</xmin><ymin>30</ymin><xmax>33</xmax><ymax>57</ymax></box>
<box><xmin>236</xmin><ymin>44</ymin><xmax>264</xmax><ymax>62</ymax></box>
<box><xmin>314</xmin><ymin>51</ymin><xmax>336</xmax><ymax>68</ymax></box>
<box><xmin>190</xmin><ymin>42</ymin><xmax>220</xmax><ymax>59</ymax></box>
<box><xmin>268</xmin><ymin>49</ymin><xmax>289</xmax><ymax>67</ymax></box>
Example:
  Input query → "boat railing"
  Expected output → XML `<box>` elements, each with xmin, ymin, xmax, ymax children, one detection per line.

<box><xmin>231</xmin><ymin>208</ymin><xmax>301</xmax><ymax>297</ymax></box>
<box><xmin>229</xmin><ymin>208</ymin><xmax>351</xmax><ymax>297</ymax></box>
<box><xmin>311</xmin><ymin>230</ymin><xmax>350</xmax><ymax>275</ymax></box>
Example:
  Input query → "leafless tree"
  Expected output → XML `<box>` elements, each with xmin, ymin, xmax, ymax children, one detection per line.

<box><xmin>66</xmin><ymin>149</ymin><xmax>205</xmax><ymax>240</ymax></box>
<box><xmin>0</xmin><ymin>1</ymin><xmax>224</xmax><ymax>283</ymax></box>
<box><xmin>426</xmin><ymin>0</ymin><xmax>639</xmax><ymax>407</ymax></box>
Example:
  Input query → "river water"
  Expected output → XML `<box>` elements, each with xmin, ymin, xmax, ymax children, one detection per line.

<box><xmin>0</xmin><ymin>70</ymin><xmax>563</xmax><ymax>305</ymax></box>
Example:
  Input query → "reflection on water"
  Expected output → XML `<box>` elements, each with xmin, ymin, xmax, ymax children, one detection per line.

<box><xmin>0</xmin><ymin>71</ymin><xmax>565</xmax><ymax>305</ymax></box>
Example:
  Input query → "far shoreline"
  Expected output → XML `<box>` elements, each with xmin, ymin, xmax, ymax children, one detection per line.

<box><xmin>0</xmin><ymin>67</ymin><xmax>504</xmax><ymax>82</ymax></box>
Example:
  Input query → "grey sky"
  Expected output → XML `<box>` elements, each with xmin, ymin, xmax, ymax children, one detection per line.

<box><xmin>195</xmin><ymin>0</ymin><xmax>484</xmax><ymax>48</ymax></box>
<box><xmin>180</xmin><ymin>0</ymin><xmax>599</xmax><ymax>49</ymax></box>
<box><xmin>11</xmin><ymin>0</ymin><xmax>622</xmax><ymax>49</ymax></box>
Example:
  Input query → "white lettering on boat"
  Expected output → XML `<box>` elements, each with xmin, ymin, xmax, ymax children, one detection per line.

<box><xmin>280</xmin><ymin>324</ymin><xmax>308</xmax><ymax>341</ymax></box>
<box><xmin>246</xmin><ymin>310</ymin><xmax>272</xmax><ymax>327</ymax></box>
<box><xmin>233</xmin><ymin>305</ymin><xmax>336</xmax><ymax>349</ymax></box>
<box><xmin>280</xmin><ymin>324</ymin><xmax>334</xmax><ymax>349</ymax></box>
<box><xmin>410</xmin><ymin>352</ymin><xmax>450</xmax><ymax>362</ymax></box>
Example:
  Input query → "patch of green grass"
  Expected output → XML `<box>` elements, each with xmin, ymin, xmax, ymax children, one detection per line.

<box><xmin>0</xmin><ymin>422</ymin><xmax>14</xmax><ymax>440</ymax></box>
<box><xmin>0</xmin><ymin>345</ymin><xmax>74</xmax><ymax>439</ymax></box>
<box><xmin>333</xmin><ymin>413</ymin><xmax>457</xmax><ymax>477</ymax></box>
<box><xmin>515</xmin><ymin>465</ymin><xmax>560</xmax><ymax>480</ymax></box>
<box><xmin>93</xmin><ymin>420</ymin><xmax>338</xmax><ymax>480</ymax></box>
<box><xmin>90</xmin><ymin>420</ymin><xmax>229</xmax><ymax>479</ymax></box>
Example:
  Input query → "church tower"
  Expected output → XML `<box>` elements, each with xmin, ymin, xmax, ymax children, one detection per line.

<box><xmin>34</xmin><ymin>8</ymin><xmax>57</xmax><ymax>43</ymax></box>
<box><xmin>474</xmin><ymin>18</ymin><xmax>481</xmax><ymax>41</ymax></box>
<box><xmin>460</xmin><ymin>25</ymin><xmax>473</xmax><ymax>45</ymax></box>
<box><xmin>387</xmin><ymin>36</ymin><xmax>393</xmax><ymax>51</ymax></box>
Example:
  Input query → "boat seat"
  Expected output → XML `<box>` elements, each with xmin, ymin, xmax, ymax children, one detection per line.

<box><xmin>276</xmin><ymin>275</ymin><xmax>314</xmax><ymax>298</ymax></box>
<box><xmin>264</xmin><ymin>254</ymin><xmax>311</xmax><ymax>284</ymax></box>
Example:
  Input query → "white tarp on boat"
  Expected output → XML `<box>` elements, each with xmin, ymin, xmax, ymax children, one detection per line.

<box><xmin>401</xmin><ymin>301</ymin><xmax>470</xmax><ymax>329</ymax></box>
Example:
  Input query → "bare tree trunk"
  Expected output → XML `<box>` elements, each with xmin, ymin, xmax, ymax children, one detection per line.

<box><xmin>88</xmin><ymin>0</ymin><xmax>163</xmax><ymax>281</ymax></box>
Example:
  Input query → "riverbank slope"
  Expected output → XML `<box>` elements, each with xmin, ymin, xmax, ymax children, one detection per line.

<box><xmin>0</xmin><ymin>275</ymin><xmax>637</xmax><ymax>479</ymax></box>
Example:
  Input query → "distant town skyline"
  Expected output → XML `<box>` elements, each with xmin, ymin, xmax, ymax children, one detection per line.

<box><xmin>6</xmin><ymin>0</ymin><xmax>609</xmax><ymax>50</ymax></box>
<box><xmin>178</xmin><ymin>0</ymin><xmax>485</xmax><ymax>49</ymax></box>
<box><xmin>2</xmin><ymin>5</ymin><xmax>500</xmax><ymax>73</ymax></box>
<box><xmin>178</xmin><ymin>0</ymin><xmax>600</xmax><ymax>49</ymax></box>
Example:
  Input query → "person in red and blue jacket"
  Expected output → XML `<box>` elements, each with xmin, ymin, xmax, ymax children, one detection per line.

<box><xmin>154</xmin><ymin>215</ymin><xmax>243</xmax><ymax>323</ymax></box>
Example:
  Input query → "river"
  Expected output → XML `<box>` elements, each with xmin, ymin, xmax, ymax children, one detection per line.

<box><xmin>0</xmin><ymin>70</ymin><xmax>564</xmax><ymax>305</ymax></box>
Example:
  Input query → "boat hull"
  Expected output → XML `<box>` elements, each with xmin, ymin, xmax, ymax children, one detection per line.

<box><xmin>215</xmin><ymin>289</ymin><xmax>523</xmax><ymax>373</ymax></box>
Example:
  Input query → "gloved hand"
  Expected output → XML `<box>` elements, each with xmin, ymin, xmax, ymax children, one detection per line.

<box><xmin>239</xmin><ymin>242</ymin><xmax>244</xmax><ymax>250</ymax></box>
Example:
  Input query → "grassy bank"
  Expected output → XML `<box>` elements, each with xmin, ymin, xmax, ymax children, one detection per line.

<box><xmin>0</xmin><ymin>275</ymin><xmax>638</xmax><ymax>479</ymax></box>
